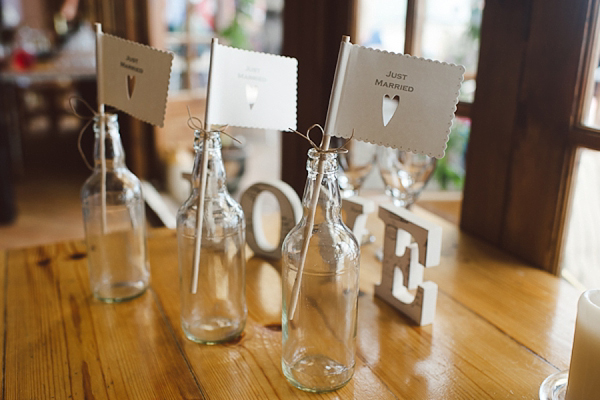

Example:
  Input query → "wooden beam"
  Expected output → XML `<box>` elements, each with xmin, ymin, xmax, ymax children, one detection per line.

<box><xmin>281</xmin><ymin>0</ymin><xmax>356</xmax><ymax>195</ymax></box>
<box><xmin>571</xmin><ymin>125</ymin><xmax>600</xmax><ymax>148</ymax></box>
<box><xmin>461</xmin><ymin>0</ymin><xmax>533</xmax><ymax>248</ymax></box>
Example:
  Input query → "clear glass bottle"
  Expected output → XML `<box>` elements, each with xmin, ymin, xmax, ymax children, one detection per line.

<box><xmin>282</xmin><ymin>148</ymin><xmax>360</xmax><ymax>392</ymax></box>
<box><xmin>81</xmin><ymin>113</ymin><xmax>150</xmax><ymax>302</ymax></box>
<box><xmin>177</xmin><ymin>130</ymin><xmax>246</xmax><ymax>344</ymax></box>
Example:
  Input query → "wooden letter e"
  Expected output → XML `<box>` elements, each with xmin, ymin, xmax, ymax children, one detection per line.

<box><xmin>375</xmin><ymin>204</ymin><xmax>442</xmax><ymax>326</ymax></box>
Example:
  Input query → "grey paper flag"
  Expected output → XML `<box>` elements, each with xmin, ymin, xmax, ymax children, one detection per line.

<box><xmin>99</xmin><ymin>33</ymin><xmax>173</xmax><ymax>127</ymax></box>
<box><xmin>330</xmin><ymin>42</ymin><xmax>464</xmax><ymax>158</ymax></box>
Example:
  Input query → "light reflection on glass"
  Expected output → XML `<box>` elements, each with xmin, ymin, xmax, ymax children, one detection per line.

<box><xmin>356</xmin><ymin>0</ymin><xmax>408</xmax><ymax>53</ymax></box>
<box><xmin>562</xmin><ymin>148</ymin><xmax>600</xmax><ymax>290</ymax></box>
<box><xmin>421</xmin><ymin>0</ymin><xmax>483</xmax><ymax>103</ymax></box>
<box><xmin>581</xmin><ymin>10</ymin><xmax>600</xmax><ymax>128</ymax></box>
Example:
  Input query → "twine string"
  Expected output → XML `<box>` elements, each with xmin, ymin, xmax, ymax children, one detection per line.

<box><xmin>288</xmin><ymin>124</ymin><xmax>353</xmax><ymax>155</ymax></box>
<box><xmin>284</xmin><ymin>124</ymin><xmax>353</xmax><ymax>322</ymax></box>
<box><xmin>69</xmin><ymin>96</ymin><xmax>103</xmax><ymax>171</ymax></box>
<box><xmin>186</xmin><ymin>106</ymin><xmax>241</xmax><ymax>144</ymax></box>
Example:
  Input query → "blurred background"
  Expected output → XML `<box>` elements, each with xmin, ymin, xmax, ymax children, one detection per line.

<box><xmin>0</xmin><ymin>0</ymin><xmax>481</xmax><ymax>248</ymax></box>
<box><xmin>3</xmin><ymin>0</ymin><xmax>600</xmax><ymax>291</ymax></box>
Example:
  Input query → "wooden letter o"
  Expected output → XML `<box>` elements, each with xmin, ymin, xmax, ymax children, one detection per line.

<box><xmin>240</xmin><ymin>180</ymin><xmax>302</xmax><ymax>260</ymax></box>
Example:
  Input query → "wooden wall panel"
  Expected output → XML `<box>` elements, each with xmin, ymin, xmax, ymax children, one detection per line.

<box><xmin>461</xmin><ymin>0</ymin><xmax>533</xmax><ymax>246</ymax></box>
<box><xmin>281</xmin><ymin>0</ymin><xmax>356</xmax><ymax>195</ymax></box>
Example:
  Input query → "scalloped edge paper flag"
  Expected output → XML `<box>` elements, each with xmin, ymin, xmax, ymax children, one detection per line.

<box><xmin>99</xmin><ymin>33</ymin><xmax>173</xmax><ymax>127</ymax></box>
<box><xmin>330</xmin><ymin>42</ymin><xmax>464</xmax><ymax>158</ymax></box>
<box><xmin>206</xmin><ymin>44</ymin><xmax>297</xmax><ymax>131</ymax></box>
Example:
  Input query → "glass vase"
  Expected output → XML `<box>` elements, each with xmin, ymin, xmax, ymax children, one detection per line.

<box><xmin>282</xmin><ymin>148</ymin><xmax>360</xmax><ymax>392</ymax></box>
<box><xmin>177</xmin><ymin>130</ymin><xmax>247</xmax><ymax>344</ymax></box>
<box><xmin>81</xmin><ymin>113</ymin><xmax>150</xmax><ymax>302</ymax></box>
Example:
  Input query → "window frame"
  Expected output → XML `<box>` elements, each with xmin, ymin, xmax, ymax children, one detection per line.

<box><xmin>572</xmin><ymin>0</ymin><xmax>600</xmax><ymax>144</ymax></box>
<box><xmin>460</xmin><ymin>0</ymin><xmax>599</xmax><ymax>274</ymax></box>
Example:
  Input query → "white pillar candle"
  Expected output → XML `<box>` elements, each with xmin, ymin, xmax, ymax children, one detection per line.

<box><xmin>566</xmin><ymin>289</ymin><xmax>600</xmax><ymax>400</ymax></box>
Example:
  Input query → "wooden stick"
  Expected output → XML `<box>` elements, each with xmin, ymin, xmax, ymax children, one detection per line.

<box><xmin>287</xmin><ymin>36</ymin><xmax>352</xmax><ymax>321</ymax></box>
<box><xmin>95</xmin><ymin>23</ymin><xmax>107</xmax><ymax>233</ymax></box>
<box><xmin>190</xmin><ymin>38</ymin><xmax>218</xmax><ymax>294</ymax></box>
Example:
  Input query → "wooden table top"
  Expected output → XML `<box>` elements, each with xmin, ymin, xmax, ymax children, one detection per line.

<box><xmin>0</xmin><ymin>206</ymin><xmax>582</xmax><ymax>399</ymax></box>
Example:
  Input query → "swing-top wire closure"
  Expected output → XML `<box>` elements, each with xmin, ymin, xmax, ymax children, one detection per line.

<box><xmin>287</xmin><ymin>124</ymin><xmax>353</xmax><ymax>156</ymax></box>
<box><xmin>69</xmin><ymin>96</ymin><xmax>112</xmax><ymax>171</ymax></box>
<box><xmin>186</xmin><ymin>106</ymin><xmax>242</xmax><ymax>145</ymax></box>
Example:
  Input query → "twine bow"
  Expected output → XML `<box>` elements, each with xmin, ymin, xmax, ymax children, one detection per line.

<box><xmin>186</xmin><ymin>106</ymin><xmax>241</xmax><ymax>144</ymax></box>
<box><xmin>288</xmin><ymin>124</ymin><xmax>352</xmax><ymax>155</ymax></box>
<box><xmin>69</xmin><ymin>96</ymin><xmax>107</xmax><ymax>170</ymax></box>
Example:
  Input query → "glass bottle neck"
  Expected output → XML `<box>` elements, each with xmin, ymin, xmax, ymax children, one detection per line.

<box><xmin>301</xmin><ymin>149</ymin><xmax>342</xmax><ymax>223</ymax></box>
<box><xmin>93</xmin><ymin>114</ymin><xmax>125</xmax><ymax>170</ymax></box>
<box><xmin>191</xmin><ymin>131</ymin><xmax>228</xmax><ymax>196</ymax></box>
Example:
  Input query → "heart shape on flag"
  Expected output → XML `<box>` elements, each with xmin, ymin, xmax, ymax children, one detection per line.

<box><xmin>127</xmin><ymin>75</ymin><xmax>136</xmax><ymax>99</ymax></box>
<box><xmin>246</xmin><ymin>84</ymin><xmax>259</xmax><ymax>110</ymax></box>
<box><xmin>382</xmin><ymin>94</ymin><xmax>400</xmax><ymax>127</ymax></box>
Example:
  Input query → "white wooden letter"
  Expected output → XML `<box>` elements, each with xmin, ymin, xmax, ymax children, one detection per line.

<box><xmin>375</xmin><ymin>204</ymin><xmax>442</xmax><ymax>326</ymax></box>
<box><xmin>341</xmin><ymin>196</ymin><xmax>375</xmax><ymax>244</ymax></box>
<box><xmin>240</xmin><ymin>181</ymin><xmax>302</xmax><ymax>260</ymax></box>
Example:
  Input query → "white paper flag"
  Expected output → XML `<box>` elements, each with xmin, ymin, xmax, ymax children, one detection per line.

<box><xmin>206</xmin><ymin>44</ymin><xmax>298</xmax><ymax>130</ymax></box>
<box><xmin>99</xmin><ymin>33</ymin><xmax>173</xmax><ymax>127</ymax></box>
<box><xmin>330</xmin><ymin>42</ymin><xmax>464</xmax><ymax>158</ymax></box>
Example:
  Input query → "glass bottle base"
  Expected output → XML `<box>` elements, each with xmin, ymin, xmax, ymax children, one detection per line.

<box><xmin>93</xmin><ymin>281</ymin><xmax>148</xmax><ymax>303</ymax></box>
<box><xmin>282</xmin><ymin>354</ymin><xmax>354</xmax><ymax>393</ymax></box>
<box><xmin>182</xmin><ymin>317</ymin><xmax>244</xmax><ymax>344</ymax></box>
<box><xmin>539</xmin><ymin>370</ymin><xmax>568</xmax><ymax>400</ymax></box>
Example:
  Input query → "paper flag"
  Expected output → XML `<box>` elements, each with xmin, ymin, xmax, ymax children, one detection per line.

<box><xmin>330</xmin><ymin>42</ymin><xmax>464</xmax><ymax>158</ymax></box>
<box><xmin>206</xmin><ymin>43</ymin><xmax>298</xmax><ymax>130</ymax></box>
<box><xmin>99</xmin><ymin>33</ymin><xmax>173</xmax><ymax>127</ymax></box>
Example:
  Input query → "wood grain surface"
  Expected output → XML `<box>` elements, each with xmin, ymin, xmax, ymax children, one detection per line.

<box><xmin>0</xmin><ymin>207</ymin><xmax>582</xmax><ymax>399</ymax></box>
